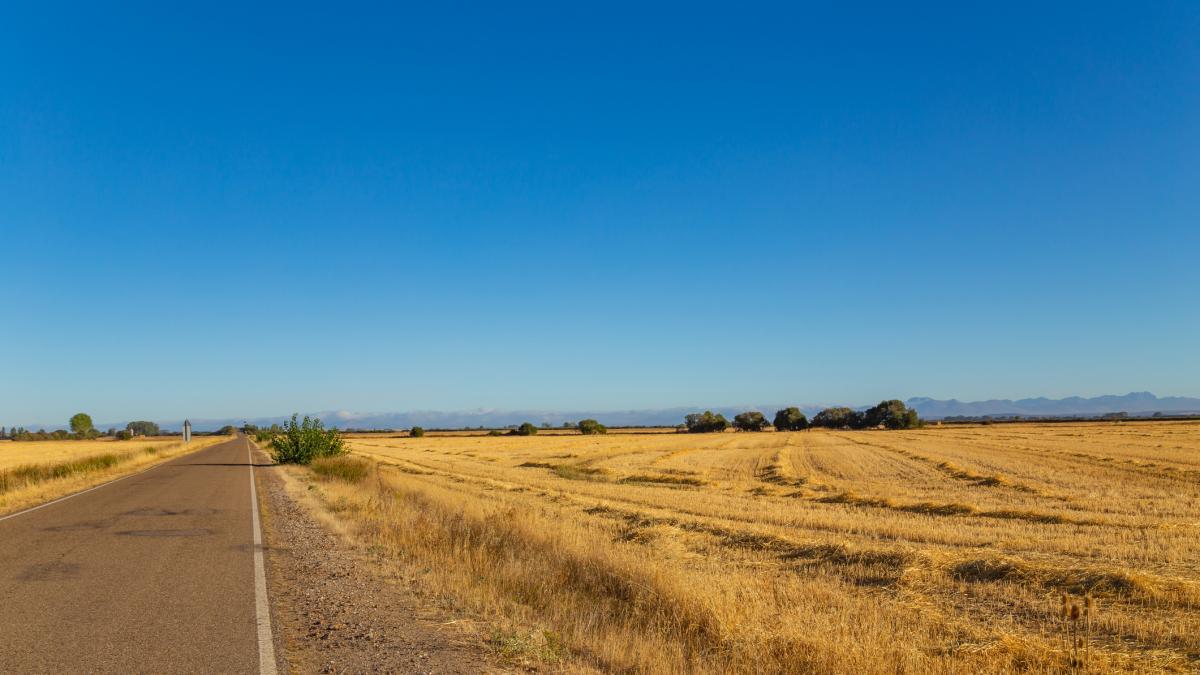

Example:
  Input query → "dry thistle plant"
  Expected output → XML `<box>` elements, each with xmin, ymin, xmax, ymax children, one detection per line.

<box><xmin>1057</xmin><ymin>592</ymin><xmax>1094</xmax><ymax>671</ymax></box>
<box><xmin>1060</xmin><ymin>593</ymin><xmax>1070</xmax><ymax>654</ymax></box>
<box><xmin>1084</xmin><ymin>594</ymin><xmax>1095</xmax><ymax>666</ymax></box>
<box><xmin>1070</xmin><ymin>602</ymin><xmax>1082</xmax><ymax>667</ymax></box>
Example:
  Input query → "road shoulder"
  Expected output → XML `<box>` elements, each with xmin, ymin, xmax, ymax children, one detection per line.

<box><xmin>255</xmin><ymin>457</ymin><xmax>505</xmax><ymax>674</ymax></box>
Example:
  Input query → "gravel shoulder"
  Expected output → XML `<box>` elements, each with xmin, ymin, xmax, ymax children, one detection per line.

<box><xmin>256</xmin><ymin>461</ymin><xmax>507</xmax><ymax>674</ymax></box>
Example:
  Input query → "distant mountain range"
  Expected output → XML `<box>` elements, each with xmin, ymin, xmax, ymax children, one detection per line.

<box><xmin>906</xmin><ymin>391</ymin><xmax>1200</xmax><ymax>418</ymax></box>
<box><xmin>9</xmin><ymin>392</ymin><xmax>1198</xmax><ymax>432</ymax></box>
<box><xmin>134</xmin><ymin>391</ymin><xmax>1200</xmax><ymax>431</ymax></box>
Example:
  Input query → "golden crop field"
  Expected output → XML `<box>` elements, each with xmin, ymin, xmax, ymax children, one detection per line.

<box><xmin>298</xmin><ymin>421</ymin><xmax>1200</xmax><ymax>673</ymax></box>
<box><xmin>0</xmin><ymin>436</ymin><xmax>228</xmax><ymax>515</ymax></box>
<box><xmin>0</xmin><ymin>437</ymin><xmax>183</xmax><ymax>470</ymax></box>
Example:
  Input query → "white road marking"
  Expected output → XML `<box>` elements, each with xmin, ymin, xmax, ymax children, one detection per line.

<box><xmin>248</xmin><ymin>439</ymin><xmax>278</xmax><ymax>675</ymax></box>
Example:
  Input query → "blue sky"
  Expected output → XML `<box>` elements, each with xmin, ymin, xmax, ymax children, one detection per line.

<box><xmin>2</xmin><ymin>2</ymin><xmax>1198</xmax><ymax>425</ymax></box>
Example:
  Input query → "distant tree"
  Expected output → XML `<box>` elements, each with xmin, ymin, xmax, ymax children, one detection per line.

<box><xmin>562</xmin><ymin>421</ymin><xmax>574</xmax><ymax>429</ymax></box>
<box><xmin>510</xmin><ymin>422</ymin><xmax>538</xmax><ymax>436</ymax></box>
<box><xmin>126</xmin><ymin>420</ymin><xmax>161</xmax><ymax>437</ymax></box>
<box><xmin>242</xmin><ymin>423</ymin><xmax>260</xmax><ymax>434</ymax></box>
<box><xmin>216</xmin><ymin>425</ymin><xmax>236</xmax><ymax>436</ymax></box>
<box><xmin>115</xmin><ymin>429</ymin><xmax>132</xmax><ymax>440</ymax></box>
<box><xmin>410</xmin><ymin>426</ymin><xmax>426</xmax><ymax>438</ymax></box>
<box><xmin>732</xmin><ymin>411</ymin><xmax>769</xmax><ymax>431</ymax></box>
<box><xmin>684</xmin><ymin>411</ymin><xmax>729</xmax><ymax>433</ymax></box>
<box><xmin>69</xmin><ymin>412</ymin><xmax>95</xmax><ymax>436</ymax></box>
<box><xmin>51</xmin><ymin>429</ymin><xmax>71</xmax><ymax>440</ymax></box>
<box><xmin>862</xmin><ymin>400</ymin><xmax>920</xmax><ymax>429</ymax></box>
<box><xmin>811</xmin><ymin>407</ymin><xmax>858</xmax><ymax>429</ymax></box>
<box><xmin>577</xmin><ymin>419</ymin><xmax>607</xmax><ymax>435</ymax></box>
<box><xmin>541</xmin><ymin>422</ymin><xmax>552</xmax><ymax>429</ymax></box>
<box><xmin>0</xmin><ymin>426</ymin><xmax>6</xmax><ymax>439</ymax></box>
<box><xmin>772</xmin><ymin>407</ymin><xmax>809</xmax><ymax>432</ymax></box>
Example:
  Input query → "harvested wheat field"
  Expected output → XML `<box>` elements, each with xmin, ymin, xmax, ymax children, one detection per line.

<box><xmin>0</xmin><ymin>436</ymin><xmax>227</xmax><ymax>515</ymax></box>
<box><xmin>0</xmin><ymin>437</ymin><xmax>184</xmax><ymax>470</ymax></box>
<box><xmin>301</xmin><ymin>421</ymin><xmax>1200</xmax><ymax>673</ymax></box>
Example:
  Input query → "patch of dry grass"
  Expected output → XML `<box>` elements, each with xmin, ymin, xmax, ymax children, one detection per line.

<box><xmin>288</xmin><ymin>421</ymin><xmax>1200</xmax><ymax>673</ymax></box>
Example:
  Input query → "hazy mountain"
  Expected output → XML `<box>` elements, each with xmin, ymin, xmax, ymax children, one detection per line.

<box><xmin>10</xmin><ymin>392</ymin><xmax>1198</xmax><ymax>432</ymax></box>
<box><xmin>164</xmin><ymin>406</ymin><xmax>825</xmax><ymax>432</ymax></box>
<box><xmin>905</xmin><ymin>391</ymin><xmax>1200</xmax><ymax>418</ymax></box>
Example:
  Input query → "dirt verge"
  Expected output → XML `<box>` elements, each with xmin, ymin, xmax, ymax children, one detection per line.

<box><xmin>256</xmin><ymin>461</ymin><xmax>506</xmax><ymax>674</ymax></box>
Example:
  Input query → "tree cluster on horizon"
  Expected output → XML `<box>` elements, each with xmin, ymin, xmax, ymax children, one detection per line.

<box><xmin>683</xmin><ymin>400</ymin><xmax>920</xmax><ymax>433</ymax></box>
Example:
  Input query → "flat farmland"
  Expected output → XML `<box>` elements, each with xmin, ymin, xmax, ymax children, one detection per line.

<box><xmin>0</xmin><ymin>437</ymin><xmax>184</xmax><ymax>470</ymax></box>
<box><xmin>0</xmin><ymin>436</ymin><xmax>227</xmax><ymax>515</ymax></box>
<box><xmin>305</xmin><ymin>422</ymin><xmax>1200</xmax><ymax>672</ymax></box>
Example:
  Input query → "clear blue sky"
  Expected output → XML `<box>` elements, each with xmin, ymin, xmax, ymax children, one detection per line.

<box><xmin>2</xmin><ymin>2</ymin><xmax>1197</xmax><ymax>425</ymax></box>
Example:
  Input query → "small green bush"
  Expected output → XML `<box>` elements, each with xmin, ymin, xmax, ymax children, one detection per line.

<box><xmin>270</xmin><ymin>414</ymin><xmax>347</xmax><ymax>465</ymax></box>
<box><xmin>488</xmin><ymin>429</ymin><xmax>504</xmax><ymax>436</ymax></box>
<box><xmin>410</xmin><ymin>426</ymin><xmax>426</xmax><ymax>438</ymax></box>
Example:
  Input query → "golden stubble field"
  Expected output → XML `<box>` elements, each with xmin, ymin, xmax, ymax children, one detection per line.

<box><xmin>0</xmin><ymin>437</ymin><xmax>184</xmax><ymax>470</ymax></box>
<box><xmin>0</xmin><ymin>436</ymin><xmax>227</xmax><ymax>515</ymax></box>
<box><xmin>298</xmin><ymin>421</ymin><xmax>1200</xmax><ymax>673</ymax></box>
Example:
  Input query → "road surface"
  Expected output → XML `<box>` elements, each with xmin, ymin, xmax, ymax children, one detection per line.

<box><xmin>0</xmin><ymin>435</ymin><xmax>276</xmax><ymax>674</ymax></box>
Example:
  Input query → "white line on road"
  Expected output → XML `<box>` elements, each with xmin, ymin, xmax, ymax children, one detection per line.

<box><xmin>248</xmin><ymin>439</ymin><xmax>278</xmax><ymax>675</ymax></box>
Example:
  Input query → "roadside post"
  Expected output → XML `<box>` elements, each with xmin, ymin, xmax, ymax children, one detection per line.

<box><xmin>183</xmin><ymin>419</ymin><xmax>192</xmax><ymax>444</ymax></box>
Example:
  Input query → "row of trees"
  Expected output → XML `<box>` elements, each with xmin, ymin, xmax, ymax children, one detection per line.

<box><xmin>1</xmin><ymin>414</ymin><xmax>166</xmax><ymax>441</ymax></box>
<box><xmin>398</xmin><ymin>418</ymin><xmax>608</xmax><ymax>438</ymax></box>
<box><xmin>683</xmin><ymin>400</ymin><xmax>920</xmax><ymax>433</ymax></box>
<box><xmin>810</xmin><ymin>400</ymin><xmax>920</xmax><ymax>430</ymax></box>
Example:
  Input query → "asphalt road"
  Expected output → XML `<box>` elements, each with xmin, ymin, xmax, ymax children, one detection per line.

<box><xmin>0</xmin><ymin>435</ymin><xmax>275</xmax><ymax>674</ymax></box>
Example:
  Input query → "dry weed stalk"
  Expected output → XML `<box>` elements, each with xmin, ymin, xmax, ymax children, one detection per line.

<box><xmin>1058</xmin><ymin>592</ymin><xmax>1094</xmax><ymax>671</ymax></box>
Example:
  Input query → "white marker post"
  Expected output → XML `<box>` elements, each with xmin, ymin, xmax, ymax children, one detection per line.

<box><xmin>183</xmin><ymin>419</ymin><xmax>192</xmax><ymax>444</ymax></box>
